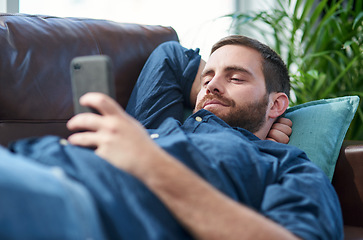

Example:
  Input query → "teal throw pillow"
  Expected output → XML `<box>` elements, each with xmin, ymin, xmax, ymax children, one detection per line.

<box><xmin>285</xmin><ymin>96</ymin><xmax>360</xmax><ymax>181</ymax></box>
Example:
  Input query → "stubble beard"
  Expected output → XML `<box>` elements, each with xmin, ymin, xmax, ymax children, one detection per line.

<box><xmin>194</xmin><ymin>94</ymin><xmax>269</xmax><ymax>133</ymax></box>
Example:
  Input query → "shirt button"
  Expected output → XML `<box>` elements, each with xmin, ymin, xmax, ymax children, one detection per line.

<box><xmin>59</xmin><ymin>139</ymin><xmax>69</xmax><ymax>146</ymax></box>
<box><xmin>195</xmin><ymin>116</ymin><xmax>203</xmax><ymax>122</ymax></box>
<box><xmin>150</xmin><ymin>133</ymin><xmax>160</xmax><ymax>139</ymax></box>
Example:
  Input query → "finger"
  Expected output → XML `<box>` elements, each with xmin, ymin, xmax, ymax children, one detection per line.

<box><xmin>267</xmin><ymin>129</ymin><xmax>290</xmax><ymax>144</ymax></box>
<box><xmin>67</xmin><ymin>131</ymin><xmax>99</xmax><ymax>148</ymax></box>
<box><xmin>67</xmin><ymin>112</ymin><xmax>103</xmax><ymax>132</ymax></box>
<box><xmin>271</xmin><ymin>122</ymin><xmax>292</xmax><ymax>136</ymax></box>
<box><xmin>80</xmin><ymin>92</ymin><xmax>123</xmax><ymax>116</ymax></box>
<box><xmin>276</xmin><ymin>117</ymin><xmax>292</xmax><ymax>127</ymax></box>
<box><xmin>266</xmin><ymin>137</ymin><xmax>277</xmax><ymax>142</ymax></box>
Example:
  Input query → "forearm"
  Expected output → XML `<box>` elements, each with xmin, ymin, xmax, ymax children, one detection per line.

<box><xmin>132</xmin><ymin>146</ymin><xmax>299</xmax><ymax>240</ymax></box>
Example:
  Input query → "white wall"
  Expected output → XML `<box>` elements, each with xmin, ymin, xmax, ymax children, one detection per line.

<box><xmin>233</xmin><ymin>0</ymin><xmax>279</xmax><ymax>43</ymax></box>
<box><xmin>236</xmin><ymin>0</ymin><xmax>273</xmax><ymax>12</ymax></box>
<box><xmin>0</xmin><ymin>0</ymin><xmax>7</xmax><ymax>12</ymax></box>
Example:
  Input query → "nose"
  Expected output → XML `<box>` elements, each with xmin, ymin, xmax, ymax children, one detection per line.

<box><xmin>206</xmin><ymin>76</ymin><xmax>224</xmax><ymax>95</ymax></box>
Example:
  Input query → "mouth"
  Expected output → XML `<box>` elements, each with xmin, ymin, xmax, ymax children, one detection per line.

<box><xmin>202</xmin><ymin>99</ymin><xmax>229</xmax><ymax>109</ymax></box>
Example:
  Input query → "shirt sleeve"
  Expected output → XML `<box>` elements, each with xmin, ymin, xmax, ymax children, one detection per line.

<box><xmin>126</xmin><ymin>41</ymin><xmax>201</xmax><ymax>129</ymax></box>
<box><xmin>261</xmin><ymin>153</ymin><xmax>344</xmax><ymax>240</ymax></box>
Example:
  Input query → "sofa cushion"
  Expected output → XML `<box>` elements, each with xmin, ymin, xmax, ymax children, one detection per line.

<box><xmin>285</xmin><ymin>96</ymin><xmax>360</xmax><ymax>181</ymax></box>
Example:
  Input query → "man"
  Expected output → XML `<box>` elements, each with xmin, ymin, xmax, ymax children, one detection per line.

<box><xmin>66</xmin><ymin>35</ymin><xmax>343</xmax><ymax>239</ymax></box>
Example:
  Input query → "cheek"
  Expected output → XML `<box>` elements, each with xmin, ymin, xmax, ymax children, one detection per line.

<box><xmin>196</xmin><ymin>91</ymin><xmax>205</xmax><ymax>104</ymax></box>
<box><xmin>234</xmin><ymin>87</ymin><xmax>265</xmax><ymax>102</ymax></box>
<box><xmin>194</xmin><ymin>91</ymin><xmax>205</xmax><ymax>112</ymax></box>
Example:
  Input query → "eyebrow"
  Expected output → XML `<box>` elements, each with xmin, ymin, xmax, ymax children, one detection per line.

<box><xmin>201</xmin><ymin>65</ymin><xmax>253</xmax><ymax>78</ymax></box>
<box><xmin>225</xmin><ymin>66</ymin><xmax>253</xmax><ymax>77</ymax></box>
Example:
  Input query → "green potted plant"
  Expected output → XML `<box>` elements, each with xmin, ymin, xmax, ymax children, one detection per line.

<box><xmin>226</xmin><ymin>0</ymin><xmax>363</xmax><ymax>140</ymax></box>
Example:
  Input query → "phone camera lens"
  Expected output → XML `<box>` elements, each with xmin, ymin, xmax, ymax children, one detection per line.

<box><xmin>73</xmin><ymin>64</ymin><xmax>81</xmax><ymax>70</ymax></box>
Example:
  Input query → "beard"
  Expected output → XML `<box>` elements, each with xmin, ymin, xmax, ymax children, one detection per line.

<box><xmin>194</xmin><ymin>93</ymin><xmax>269</xmax><ymax>133</ymax></box>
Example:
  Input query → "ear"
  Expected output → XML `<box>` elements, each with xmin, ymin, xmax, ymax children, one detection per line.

<box><xmin>267</xmin><ymin>92</ymin><xmax>289</xmax><ymax>119</ymax></box>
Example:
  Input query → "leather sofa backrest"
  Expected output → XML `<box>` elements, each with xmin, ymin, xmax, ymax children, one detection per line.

<box><xmin>0</xmin><ymin>13</ymin><xmax>178</xmax><ymax>146</ymax></box>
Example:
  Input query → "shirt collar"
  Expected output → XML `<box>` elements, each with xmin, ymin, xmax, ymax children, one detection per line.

<box><xmin>185</xmin><ymin>109</ymin><xmax>261</xmax><ymax>141</ymax></box>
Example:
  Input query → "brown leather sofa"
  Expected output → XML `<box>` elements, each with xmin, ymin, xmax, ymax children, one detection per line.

<box><xmin>0</xmin><ymin>13</ymin><xmax>362</xmax><ymax>239</ymax></box>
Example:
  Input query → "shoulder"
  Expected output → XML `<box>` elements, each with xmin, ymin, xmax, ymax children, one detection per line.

<box><xmin>254</xmin><ymin>139</ymin><xmax>327</xmax><ymax>177</ymax></box>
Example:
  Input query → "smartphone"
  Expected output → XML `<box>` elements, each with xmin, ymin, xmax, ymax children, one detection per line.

<box><xmin>70</xmin><ymin>55</ymin><xmax>115</xmax><ymax>115</ymax></box>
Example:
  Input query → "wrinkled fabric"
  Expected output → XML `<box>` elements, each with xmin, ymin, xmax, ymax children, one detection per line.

<box><xmin>0</xmin><ymin>144</ymin><xmax>105</xmax><ymax>240</ymax></box>
<box><xmin>9</xmin><ymin>136</ymin><xmax>193</xmax><ymax>240</ymax></box>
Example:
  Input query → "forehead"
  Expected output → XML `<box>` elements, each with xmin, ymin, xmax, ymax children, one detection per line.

<box><xmin>206</xmin><ymin>44</ymin><xmax>264</xmax><ymax>79</ymax></box>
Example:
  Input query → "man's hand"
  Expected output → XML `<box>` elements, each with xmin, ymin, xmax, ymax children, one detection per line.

<box><xmin>67</xmin><ymin>92</ymin><xmax>158</xmax><ymax>175</ymax></box>
<box><xmin>266</xmin><ymin>117</ymin><xmax>293</xmax><ymax>144</ymax></box>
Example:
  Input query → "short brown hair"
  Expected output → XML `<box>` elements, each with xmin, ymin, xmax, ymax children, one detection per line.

<box><xmin>211</xmin><ymin>35</ymin><xmax>290</xmax><ymax>98</ymax></box>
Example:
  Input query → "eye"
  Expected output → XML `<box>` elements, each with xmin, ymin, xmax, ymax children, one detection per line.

<box><xmin>202</xmin><ymin>78</ymin><xmax>211</xmax><ymax>86</ymax></box>
<box><xmin>231</xmin><ymin>78</ymin><xmax>244</xmax><ymax>83</ymax></box>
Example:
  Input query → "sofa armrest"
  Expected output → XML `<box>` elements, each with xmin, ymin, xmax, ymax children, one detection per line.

<box><xmin>332</xmin><ymin>141</ymin><xmax>363</xmax><ymax>238</ymax></box>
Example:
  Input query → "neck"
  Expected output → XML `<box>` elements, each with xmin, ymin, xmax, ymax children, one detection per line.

<box><xmin>253</xmin><ymin>118</ymin><xmax>275</xmax><ymax>140</ymax></box>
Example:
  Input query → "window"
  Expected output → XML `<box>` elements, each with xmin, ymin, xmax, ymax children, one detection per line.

<box><xmin>0</xmin><ymin>0</ymin><xmax>19</xmax><ymax>12</ymax></box>
<box><xmin>19</xmin><ymin>0</ymin><xmax>235</xmax><ymax>59</ymax></box>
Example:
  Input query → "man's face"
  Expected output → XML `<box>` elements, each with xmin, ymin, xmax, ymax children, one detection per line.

<box><xmin>194</xmin><ymin>45</ymin><xmax>269</xmax><ymax>133</ymax></box>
